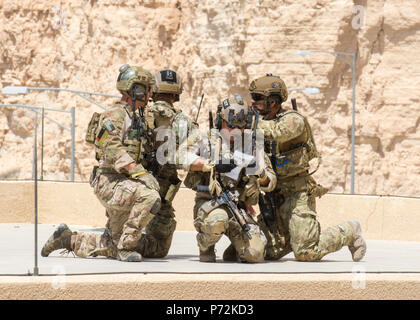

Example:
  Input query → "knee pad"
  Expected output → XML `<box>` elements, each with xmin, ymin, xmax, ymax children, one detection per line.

<box><xmin>293</xmin><ymin>250</ymin><xmax>319</xmax><ymax>262</ymax></box>
<box><xmin>146</xmin><ymin>216</ymin><xmax>176</xmax><ymax>239</ymax></box>
<box><xmin>207</xmin><ymin>220</ymin><xmax>227</xmax><ymax>235</ymax></box>
<box><xmin>241</xmin><ymin>248</ymin><xmax>264</xmax><ymax>263</ymax></box>
<box><xmin>204</xmin><ymin>209</ymin><xmax>229</xmax><ymax>235</ymax></box>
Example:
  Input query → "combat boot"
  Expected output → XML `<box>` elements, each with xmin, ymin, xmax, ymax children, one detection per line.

<box><xmin>117</xmin><ymin>250</ymin><xmax>142</xmax><ymax>262</ymax></box>
<box><xmin>41</xmin><ymin>223</ymin><xmax>73</xmax><ymax>257</ymax></box>
<box><xmin>199</xmin><ymin>245</ymin><xmax>216</xmax><ymax>262</ymax></box>
<box><xmin>348</xmin><ymin>221</ymin><xmax>367</xmax><ymax>262</ymax></box>
<box><xmin>222</xmin><ymin>243</ymin><xmax>238</xmax><ymax>262</ymax></box>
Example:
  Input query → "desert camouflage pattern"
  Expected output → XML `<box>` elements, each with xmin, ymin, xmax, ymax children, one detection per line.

<box><xmin>73</xmin><ymin>99</ymin><xmax>196</xmax><ymax>259</ymax></box>
<box><xmin>258</xmin><ymin>110</ymin><xmax>306</xmax><ymax>144</ymax></box>
<box><xmin>72</xmin><ymin>172</ymin><xmax>161</xmax><ymax>258</ymax></box>
<box><xmin>184</xmin><ymin>129</ymin><xmax>275</xmax><ymax>263</ymax></box>
<box><xmin>136</xmin><ymin>213</ymin><xmax>177</xmax><ymax>258</ymax></box>
<box><xmin>258</xmin><ymin>109</ymin><xmax>359</xmax><ymax>261</ymax></box>
<box><xmin>193</xmin><ymin>196</ymin><xmax>266</xmax><ymax>263</ymax></box>
<box><xmin>149</xmin><ymin>100</ymin><xmax>197</xmax><ymax>151</ymax></box>
<box><xmin>258</xmin><ymin>110</ymin><xmax>320</xmax><ymax>179</ymax></box>
<box><xmin>136</xmin><ymin>99</ymin><xmax>196</xmax><ymax>257</ymax></box>
<box><xmin>249</xmin><ymin>74</ymin><xmax>288</xmax><ymax>103</ymax></box>
<box><xmin>70</xmin><ymin>101</ymin><xmax>162</xmax><ymax>259</ymax></box>
<box><xmin>153</xmin><ymin>69</ymin><xmax>183</xmax><ymax>96</ymax></box>
<box><xmin>96</xmin><ymin>101</ymin><xmax>153</xmax><ymax>172</ymax></box>
<box><xmin>258</xmin><ymin>175</ymin><xmax>357</xmax><ymax>261</ymax></box>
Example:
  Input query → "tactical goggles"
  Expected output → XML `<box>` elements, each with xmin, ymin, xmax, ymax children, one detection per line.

<box><xmin>251</xmin><ymin>93</ymin><xmax>264</xmax><ymax>101</ymax></box>
<box><xmin>225</xmin><ymin>122</ymin><xmax>246</xmax><ymax>129</ymax></box>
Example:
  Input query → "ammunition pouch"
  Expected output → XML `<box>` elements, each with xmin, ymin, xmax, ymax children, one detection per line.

<box><xmin>85</xmin><ymin>112</ymin><xmax>101</xmax><ymax>144</ymax></box>
<box><xmin>89</xmin><ymin>166</ymin><xmax>99</xmax><ymax>187</ymax></box>
<box><xmin>125</xmin><ymin>139</ymin><xmax>141</xmax><ymax>163</ymax></box>
<box><xmin>274</xmin><ymin>143</ymin><xmax>311</xmax><ymax>179</ymax></box>
<box><xmin>271</xmin><ymin>110</ymin><xmax>321</xmax><ymax>179</ymax></box>
<box><xmin>85</xmin><ymin>112</ymin><xmax>105</xmax><ymax>161</ymax></box>
<box><xmin>164</xmin><ymin>178</ymin><xmax>182</xmax><ymax>204</ymax></box>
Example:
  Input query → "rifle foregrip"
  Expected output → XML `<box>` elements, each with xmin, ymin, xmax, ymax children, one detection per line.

<box><xmin>209</xmin><ymin>111</ymin><xmax>214</xmax><ymax>129</ymax></box>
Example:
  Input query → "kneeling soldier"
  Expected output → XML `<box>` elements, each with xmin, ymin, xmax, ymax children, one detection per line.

<box><xmin>42</xmin><ymin>64</ymin><xmax>161</xmax><ymax>262</ymax></box>
<box><xmin>180</xmin><ymin>94</ymin><xmax>277</xmax><ymax>263</ymax></box>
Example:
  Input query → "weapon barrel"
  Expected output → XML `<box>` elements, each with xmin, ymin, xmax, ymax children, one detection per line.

<box><xmin>195</xmin><ymin>93</ymin><xmax>205</xmax><ymax>123</ymax></box>
<box><xmin>258</xmin><ymin>193</ymin><xmax>275</xmax><ymax>233</ymax></box>
<box><xmin>291</xmin><ymin>98</ymin><xmax>298</xmax><ymax>111</ymax></box>
<box><xmin>222</xmin><ymin>192</ymin><xmax>252</xmax><ymax>240</ymax></box>
<box><xmin>209</xmin><ymin>111</ymin><xmax>214</xmax><ymax>129</ymax></box>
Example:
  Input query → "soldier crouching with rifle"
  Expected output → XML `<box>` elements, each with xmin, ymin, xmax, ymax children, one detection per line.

<box><xmin>179</xmin><ymin>94</ymin><xmax>277</xmax><ymax>263</ymax></box>
<box><xmin>41</xmin><ymin>65</ymin><xmax>162</xmax><ymax>262</ymax></box>
<box><xmin>249</xmin><ymin>74</ymin><xmax>367</xmax><ymax>262</ymax></box>
<box><xmin>136</xmin><ymin>69</ymin><xmax>197</xmax><ymax>258</ymax></box>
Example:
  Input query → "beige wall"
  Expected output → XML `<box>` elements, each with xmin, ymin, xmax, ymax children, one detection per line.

<box><xmin>0</xmin><ymin>181</ymin><xmax>419</xmax><ymax>241</ymax></box>
<box><xmin>0</xmin><ymin>274</ymin><xmax>419</xmax><ymax>300</ymax></box>
<box><xmin>1</xmin><ymin>1</ymin><xmax>420</xmax><ymax>197</ymax></box>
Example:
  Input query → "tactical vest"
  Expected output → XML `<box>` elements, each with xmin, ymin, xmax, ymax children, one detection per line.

<box><xmin>85</xmin><ymin>104</ymin><xmax>153</xmax><ymax>167</ymax></box>
<box><xmin>266</xmin><ymin>110</ymin><xmax>321</xmax><ymax>180</ymax></box>
<box><xmin>149</xmin><ymin>101</ymin><xmax>192</xmax><ymax>203</ymax></box>
<box><xmin>85</xmin><ymin>111</ymin><xmax>104</xmax><ymax>161</ymax></box>
<box><xmin>150</xmin><ymin>101</ymin><xmax>190</xmax><ymax>149</ymax></box>
<box><xmin>183</xmin><ymin>133</ymin><xmax>250</xmax><ymax>193</ymax></box>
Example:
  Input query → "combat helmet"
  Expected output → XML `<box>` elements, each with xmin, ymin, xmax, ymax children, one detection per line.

<box><xmin>249</xmin><ymin>74</ymin><xmax>288</xmax><ymax>111</ymax></box>
<box><xmin>153</xmin><ymin>69</ymin><xmax>183</xmax><ymax>102</ymax></box>
<box><xmin>116</xmin><ymin>64</ymin><xmax>155</xmax><ymax>99</ymax></box>
<box><xmin>215</xmin><ymin>94</ymin><xmax>253</xmax><ymax>129</ymax></box>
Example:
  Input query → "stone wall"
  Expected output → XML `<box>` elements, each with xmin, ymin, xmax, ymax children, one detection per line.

<box><xmin>0</xmin><ymin>0</ymin><xmax>419</xmax><ymax>196</ymax></box>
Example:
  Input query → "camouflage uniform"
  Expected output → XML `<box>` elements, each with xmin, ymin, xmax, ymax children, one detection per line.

<box><xmin>182</xmin><ymin>95</ymin><xmax>276</xmax><ymax>263</ymax></box>
<box><xmin>40</xmin><ymin>65</ymin><xmax>166</xmax><ymax>262</ymax></box>
<box><xmin>71</xmin><ymin>100</ymin><xmax>162</xmax><ymax>259</ymax></box>
<box><xmin>136</xmin><ymin>99</ymin><xmax>197</xmax><ymax>258</ymax></box>
<box><xmin>253</xmin><ymin>80</ymin><xmax>365</xmax><ymax>261</ymax></box>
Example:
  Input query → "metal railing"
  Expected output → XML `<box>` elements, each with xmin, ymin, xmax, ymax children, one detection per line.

<box><xmin>2</xmin><ymin>86</ymin><xmax>120</xmax><ymax>110</ymax></box>
<box><xmin>1</xmin><ymin>86</ymin><xmax>121</xmax><ymax>181</ymax></box>
<box><xmin>0</xmin><ymin>104</ymin><xmax>75</xmax><ymax>181</ymax></box>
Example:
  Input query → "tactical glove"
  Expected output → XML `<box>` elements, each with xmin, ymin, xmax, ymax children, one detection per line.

<box><xmin>215</xmin><ymin>162</ymin><xmax>236</xmax><ymax>173</ymax></box>
<box><xmin>128</xmin><ymin>164</ymin><xmax>160</xmax><ymax>192</ymax></box>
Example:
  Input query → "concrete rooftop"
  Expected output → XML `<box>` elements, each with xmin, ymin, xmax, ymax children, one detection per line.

<box><xmin>1</xmin><ymin>223</ymin><xmax>419</xmax><ymax>276</ymax></box>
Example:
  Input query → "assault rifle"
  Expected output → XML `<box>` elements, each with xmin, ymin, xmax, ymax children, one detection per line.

<box><xmin>197</xmin><ymin>181</ymin><xmax>252</xmax><ymax>240</ymax></box>
<box><xmin>129</xmin><ymin>84</ymin><xmax>160</xmax><ymax>175</ymax></box>
<box><xmin>258</xmin><ymin>191</ymin><xmax>277</xmax><ymax>233</ymax></box>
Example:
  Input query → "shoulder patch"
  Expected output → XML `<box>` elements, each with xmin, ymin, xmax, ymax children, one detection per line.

<box><xmin>103</xmin><ymin>120</ymin><xmax>116</xmax><ymax>133</ymax></box>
